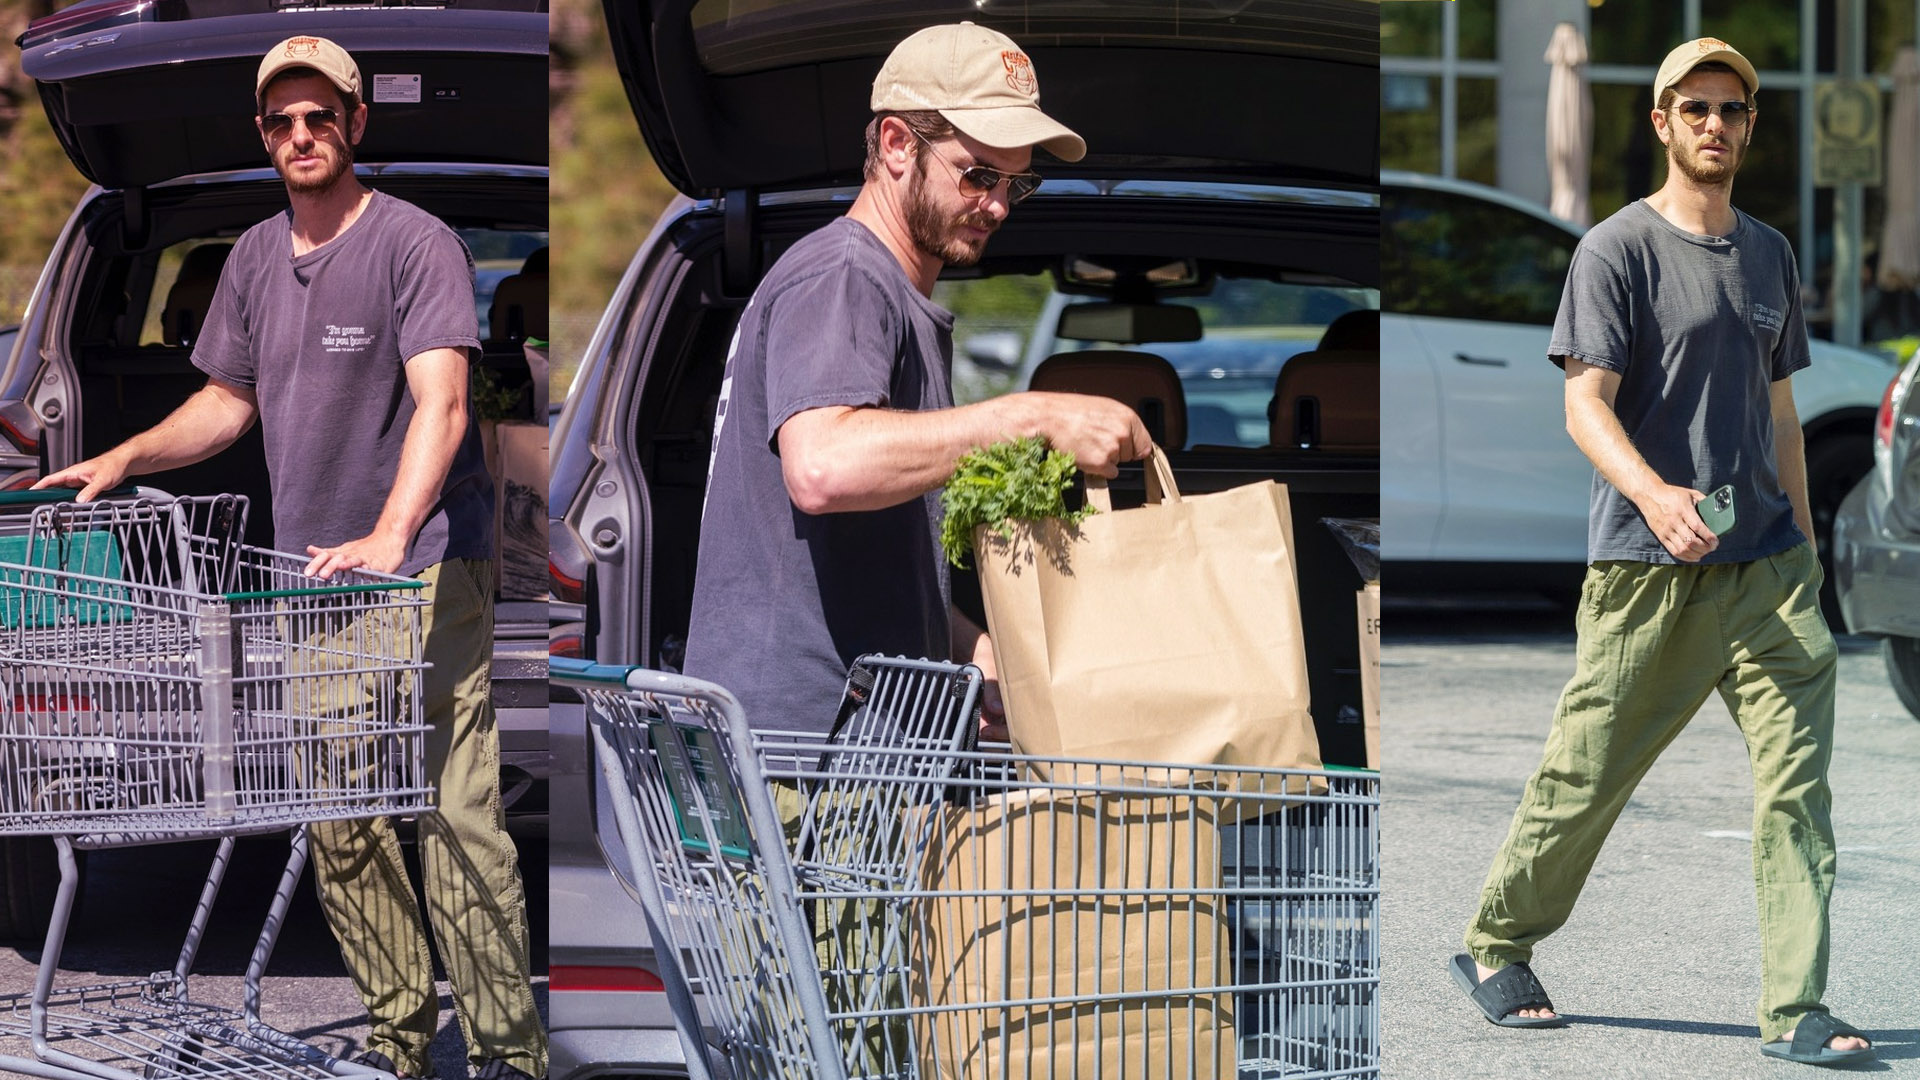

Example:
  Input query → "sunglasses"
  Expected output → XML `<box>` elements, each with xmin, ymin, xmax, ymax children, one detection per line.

<box><xmin>910</xmin><ymin>129</ymin><xmax>1043</xmax><ymax>204</ymax></box>
<box><xmin>1673</xmin><ymin>99</ymin><xmax>1752</xmax><ymax>127</ymax></box>
<box><xmin>261</xmin><ymin>108</ymin><xmax>340</xmax><ymax>138</ymax></box>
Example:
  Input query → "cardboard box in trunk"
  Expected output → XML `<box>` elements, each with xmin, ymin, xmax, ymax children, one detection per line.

<box><xmin>478</xmin><ymin>419</ymin><xmax>548</xmax><ymax>600</ymax></box>
<box><xmin>911</xmin><ymin>787</ymin><xmax>1234</xmax><ymax>1080</ymax></box>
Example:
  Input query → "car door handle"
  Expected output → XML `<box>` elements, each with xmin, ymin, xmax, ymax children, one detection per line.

<box><xmin>1454</xmin><ymin>353</ymin><xmax>1509</xmax><ymax>367</ymax></box>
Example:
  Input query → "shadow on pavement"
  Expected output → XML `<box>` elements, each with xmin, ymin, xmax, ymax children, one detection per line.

<box><xmin>9</xmin><ymin>833</ymin><xmax>549</xmax><ymax>979</ymax></box>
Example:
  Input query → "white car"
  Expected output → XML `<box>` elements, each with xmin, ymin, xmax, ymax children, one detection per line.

<box><xmin>1381</xmin><ymin>170</ymin><xmax>1895</xmax><ymax>613</ymax></box>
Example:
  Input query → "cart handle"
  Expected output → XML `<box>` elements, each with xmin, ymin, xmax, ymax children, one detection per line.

<box><xmin>550</xmin><ymin>656</ymin><xmax>641</xmax><ymax>686</ymax></box>
<box><xmin>0</xmin><ymin>485</ymin><xmax>141</xmax><ymax>506</ymax></box>
<box><xmin>223</xmin><ymin>581</ymin><xmax>425</xmax><ymax>601</ymax></box>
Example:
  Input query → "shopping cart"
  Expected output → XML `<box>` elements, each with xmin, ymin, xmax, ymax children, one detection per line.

<box><xmin>552</xmin><ymin>654</ymin><xmax>1379</xmax><ymax>1080</ymax></box>
<box><xmin>0</xmin><ymin>491</ymin><xmax>434</xmax><ymax>1080</ymax></box>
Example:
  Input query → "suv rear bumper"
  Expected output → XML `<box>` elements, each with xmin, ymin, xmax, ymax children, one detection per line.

<box><xmin>1834</xmin><ymin>478</ymin><xmax>1920</xmax><ymax>637</ymax></box>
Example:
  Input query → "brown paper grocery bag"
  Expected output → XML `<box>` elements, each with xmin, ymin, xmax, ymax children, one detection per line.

<box><xmin>974</xmin><ymin>446</ymin><xmax>1320</xmax><ymax>774</ymax></box>
<box><xmin>1358</xmin><ymin>582</ymin><xmax>1380</xmax><ymax>769</ymax></box>
<box><xmin>911</xmin><ymin>787</ymin><xmax>1233</xmax><ymax>1079</ymax></box>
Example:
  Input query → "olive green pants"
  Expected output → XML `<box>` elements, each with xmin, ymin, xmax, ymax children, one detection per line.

<box><xmin>309</xmin><ymin>558</ymin><xmax>548</xmax><ymax>1078</ymax></box>
<box><xmin>771</xmin><ymin>780</ymin><xmax>909</xmax><ymax>1077</ymax></box>
<box><xmin>1465</xmin><ymin>543</ymin><xmax>1838</xmax><ymax>1041</ymax></box>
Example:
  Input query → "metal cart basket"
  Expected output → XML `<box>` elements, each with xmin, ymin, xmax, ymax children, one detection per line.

<box><xmin>0</xmin><ymin>492</ymin><xmax>433</xmax><ymax>1080</ymax></box>
<box><xmin>553</xmin><ymin>654</ymin><xmax>1379</xmax><ymax>1080</ymax></box>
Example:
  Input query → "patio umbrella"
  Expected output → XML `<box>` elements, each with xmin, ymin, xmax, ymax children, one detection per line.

<box><xmin>1545</xmin><ymin>22</ymin><xmax>1592</xmax><ymax>227</ymax></box>
<box><xmin>1879</xmin><ymin>45</ymin><xmax>1920</xmax><ymax>293</ymax></box>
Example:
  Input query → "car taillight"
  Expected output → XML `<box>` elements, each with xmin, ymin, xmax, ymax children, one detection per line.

<box><xmin>1878</xmin><ymin>371</ymin><xmax>1900</xmax><ymax>450</ymax></box>
<box><xmin>0</xmin><ymin>402</ymin><xmax>43</xmax><ymax>456</ymax></box>
<box><xmin>549</xmin><ymin>519</ymin><xmax>593</xmax><ymax>606</ymax></box>
<box><xmin>549</xmin><ymin>557</ymin><xmax>586</xmax><ymax>605</ymax></box>
<box><xmin>549</xmin><ymin>631</ymin><xmax>584</xmax><ymax>658</ymax></box>
<box><xmin>549</xmin><ymin>965</ymin><xmax>665</xmax><ymax>992</ymax></box>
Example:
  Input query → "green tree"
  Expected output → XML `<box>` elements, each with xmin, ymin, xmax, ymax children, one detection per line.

<box><xmin>0</xmin><ymin>0</ymin><xmax>90</xmax><ymax>324</ymax></box>
<box><xmin>550</xmin><ymin>0</ymin><xmax>677</xmax><ymax>395</ymax></box>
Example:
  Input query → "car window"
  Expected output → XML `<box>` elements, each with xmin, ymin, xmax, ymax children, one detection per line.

<box><xmin>937</xmin><ymin>272</ymin><xmax>1053</xmax><ymax>406</ymax></box>
<box><xmin>1383</xmin><ymin>187</ymin><xmax>1576</xmax><ymax>326</ymax></box>
<box><xmin>939</xmin><ymin>273</ymin><xmax>1378</xmax><ymax>449</ymax></box>
<box><xmin>139</xmin><ymin>238</ymin><xmax>237</xmax><ymax>346</ymax></box>
<box><xmin>461</xmin><ymin>228</ymin><xmax>548</xmax><ymax>342</ymax></box>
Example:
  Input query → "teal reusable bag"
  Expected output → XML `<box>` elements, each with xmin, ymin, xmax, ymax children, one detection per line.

<box><xmin>0</xmin><ymin>533</ymin><xmax>129</xmax><ymax>629</ymax></box>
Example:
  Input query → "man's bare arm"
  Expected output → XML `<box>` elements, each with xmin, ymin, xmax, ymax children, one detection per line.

<box><xmin>1770</xmin><ymin>376</ymin><xmax>1815</xmax><ymax>555</ymax></box>
<box><xmin>777</xmin><ymin>391</ymin><xmax>1151</xmax><ymax>515</ymax></box>
<box><xmin>303</xmin><ymin>346</ymin><xmax>468</xmax><ymax>577</ymax></box>
<box><xmin>35</xmin><ymin>377</ymin><xmax>259</xmax><ymax>501</ymax></box>
<box><xmin>1562</xmin><ymin>357</ymin><xmax>1717</xmax><ymax>562</ymax></box>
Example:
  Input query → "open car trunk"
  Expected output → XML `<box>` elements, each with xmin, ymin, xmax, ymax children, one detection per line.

<box><xmin>606</xmin><ymin>189</ymin><xmax>1380</xmax><ymax>766</ymax></box>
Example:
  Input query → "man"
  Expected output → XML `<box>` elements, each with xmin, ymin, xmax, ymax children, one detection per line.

<box><xmin>684</xmin><ymin>21</ymin><xmax>1150</xmax><ymax>736</ymax></box>
<box><xmin>1448</xmin><ymin>38</ymin><xmax>1872</xmax><ymax>1067</ymax></box>
<box><xmin>39</xmin><ymin>37</ymin><xmax>546</xmax><ymax>1080</ymax></box>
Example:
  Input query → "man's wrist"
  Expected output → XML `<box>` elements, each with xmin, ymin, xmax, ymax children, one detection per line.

<box><xmin>100</xmin><ymin>445</ymin><xmax>138</xmax><ymax>478</ymax></box>
<box><xmin>371</xmin><ymin>521</ymin><xmax>414</xmax><ymax>549</ymax></box>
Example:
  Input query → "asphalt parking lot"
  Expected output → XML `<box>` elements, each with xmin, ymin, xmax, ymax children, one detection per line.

<box><xmin>0</xmin><ymin>832</ymin><xmax>547</xmax><ymax>1080</ymax></box>
<box><xmin>1382</xmin><ymin>595</ymin><xmax>1920</xmax><ymax>1079</ymax></box>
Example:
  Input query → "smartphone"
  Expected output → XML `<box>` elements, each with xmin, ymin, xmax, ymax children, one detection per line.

<box><xmin>1696</xmin><ymin>484</ymin><xmax>1736</xmax><ymax>535</ymax></box>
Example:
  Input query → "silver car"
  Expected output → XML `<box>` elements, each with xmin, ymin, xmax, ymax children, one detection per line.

<box><xmin>1833</xmin><ymin>354</ymin><xmax>1920</xmax><ymax>717</ymax></box>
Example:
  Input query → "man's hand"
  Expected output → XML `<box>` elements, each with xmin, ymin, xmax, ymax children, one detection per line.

<box><xmin>35</xmin><ymin>452</ymin><xmax>131</xmax><ymax>502</ymax></box>
<box><xmin>1022</xmin><ymin>391</ymin><xmax>1154</xmax><ymax>478</ymax></box>
<box><xmin>1564</xmin><ymin>360</ymin><xmax>1718</xmax><ymax>562</ymax></box>
<box><xmin>304</xmin><ymin>532</ymin><xmax>407</xmax><ymax>579</ymax></box>
<box><xmin>1637</xmin><ymin>483</ymin><xmax>1719</xmax><ymax>562</ymax></box>
<box><xmin>952</xmin><ymin>609</ymin><xmax>1009</xmax><ymax>742</ymax></box>
<box><xmin>969</xmin><ymin>630</ymin><xmax>1008</xmax><ymax>743</ymax></box>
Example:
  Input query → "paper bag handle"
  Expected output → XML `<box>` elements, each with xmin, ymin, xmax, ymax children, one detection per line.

<box><xmin>1085</xmin><ymin>444</ymin><xmax>1181</xmax><ymax>513</ymax></box>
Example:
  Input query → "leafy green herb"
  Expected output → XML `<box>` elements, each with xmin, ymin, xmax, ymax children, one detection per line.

<box><xmin>940</xmin><ymin>436</ymin><xmax>1094</xmax><ymax>568</ymax></box>
<box><xmin>470</xmin><ymin>364</ymin><xmax>526</xmax><ymax>422</ymax></box>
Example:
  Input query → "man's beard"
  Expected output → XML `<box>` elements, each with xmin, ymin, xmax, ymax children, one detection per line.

<box><xmin>904</xmin><ymin>158</ymin><xmax>996</xmax><ymax>267</ymax></box>
<box><xmin>1667</xmin><ymin>129</ymin><xmax>1746</xmax><ymax>186</ymax></box>
<box><xmin>277</xmin><ymin>139</ymin><xmax>355</xmax><ymax>194</ymax></box>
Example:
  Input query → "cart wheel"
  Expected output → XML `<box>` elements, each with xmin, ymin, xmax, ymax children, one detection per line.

<box><xmin>143</xmin><ymin>1030</ymin><xmax>207</xmax><ymax>1079</ymax></box>
<box><xmin>0</xmin><ymin>836</ymin><xmax>83</xmax><ymax>943</ymax></box>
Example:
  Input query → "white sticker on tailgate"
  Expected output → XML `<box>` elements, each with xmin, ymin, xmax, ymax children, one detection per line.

<box><xmin>373</xmin><ymin>74</ymin><xmax>422</xmax><ymax>103</ymax></box>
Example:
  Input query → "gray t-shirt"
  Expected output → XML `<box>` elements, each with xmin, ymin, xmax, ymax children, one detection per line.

<box><xmin>685</xmin><ymin>216</ymin><xmax>956</xmax><ymax>733</ymax></box>
<box><xmin>193</xmin><ymin>190</ymin><xmax>493</xmax><ymax>576</ymax></box>
<box><xmin>1548</xmin><ymin>199</ymin><xmax>1810</xmax><ymax>564</ymax></box>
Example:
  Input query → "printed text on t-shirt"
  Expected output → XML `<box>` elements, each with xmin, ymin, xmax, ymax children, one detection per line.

<box><xmin>322</xmin><ymin>324</ymin><xmax>374</xmax><ymax>352</ymax></box>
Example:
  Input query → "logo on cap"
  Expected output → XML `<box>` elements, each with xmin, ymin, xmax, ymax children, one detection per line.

<box><xmin>1698</xmin><ymin>38</ymin><xmax>1730</xmax><ymax>53</ymax></box>
<box><xmin>1002</xmin><ymin>51</ymin><xmax>1036</xmax><ymax>96</ymax></box>
<box><xmin>286</xmin><ymin>36</ymin><xmax>322</xmax><ymax>58</ymax></box>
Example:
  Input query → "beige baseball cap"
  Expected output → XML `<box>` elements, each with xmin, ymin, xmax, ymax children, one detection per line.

<box><xmin>871</xmin><ymin>22</ymin><xmax>1085</xmax><ymax>162</ymax></box>
<box><xmin>1654</xmin><ymin>37</ymin><xmax>1759</xmax><ymax>100</ymax></box>
<box><xmin>256</xmin><ymin>35</ymin><xmax>362</xmax><ymax>107</ymax></box>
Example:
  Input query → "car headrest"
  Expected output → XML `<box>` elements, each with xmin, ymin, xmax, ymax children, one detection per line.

<box><xmin>1316</xmin><ymin>309</ymin><xmax>1379</xmax><ymax>351</ymax></box>
<box><xmin>1270</xmin><ymin>348</ymin><xmax>1378</xmax><ymax>450</ymax></box>
<box><xmin>491</xmin><ymin>246</ymin><xmax>549</xmax><ymax>342</ymax></box>
<box><xmin>1029</xmin><ymin>349</ymin><xmax>1187</xmax><ymax>450</ymax></box>
<box><xmin>161</xmin><ymin>242</ymin><xmax>234</xmax><ymax>347</ymax></box>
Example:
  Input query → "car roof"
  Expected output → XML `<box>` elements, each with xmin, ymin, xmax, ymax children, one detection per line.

<box><xmin>1381</xmin><ymin>169</ymin><xmax>1587</xmax><ymax>237</ymax></box>
<box><xmin>19</xmin><ymin>0</ymin><xmax>546</xmax><ymax>189</ymax></box>
<box><xmin>607</xmin><ymin>0</ymin><xmax>1380</xmax><ymax>198</ymax></box>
